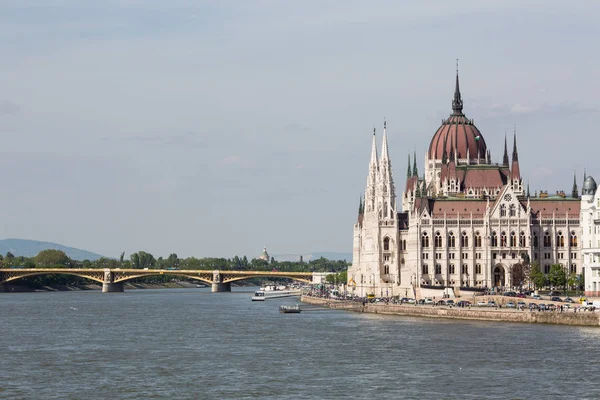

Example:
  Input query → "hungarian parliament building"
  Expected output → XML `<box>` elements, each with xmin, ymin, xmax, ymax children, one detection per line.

<box><xmin>348</xmin><ymin>72</ymin><xmax>600</xmax><ymax>298</ymax></box>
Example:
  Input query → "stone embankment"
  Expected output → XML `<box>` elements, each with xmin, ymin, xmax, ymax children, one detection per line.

<box><xmin>301</xmin><ymin>296</ymin><xmax>600</xmax><ymax>327</ymax></box>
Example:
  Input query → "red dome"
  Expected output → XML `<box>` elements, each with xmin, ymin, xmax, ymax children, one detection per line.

<box><xmin>428</xmin><ymin>72</ymin><xmax>487</xmax><ymax>161</ymax></box>
<box><xmin>428</xmin><ymin>114</ymin><xmax>487</xmax><ymax>161</ymax></box>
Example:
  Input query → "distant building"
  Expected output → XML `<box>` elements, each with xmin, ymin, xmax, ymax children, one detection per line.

<box><xmin>349</xmin><ymin>71</ymin><xmax>582</xmax><ymax>298</ymax></box>
<box><xmin>258</xmin><ymin>246</ymin><xmax>270</xmax><ymax>261</ymax></box>
<box><xmin>580</xmin><ymin>175</ymin><xmax>600</xmax><ymax>297</ymax></box>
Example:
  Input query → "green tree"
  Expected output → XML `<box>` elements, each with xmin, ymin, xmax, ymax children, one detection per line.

<box><xmin>130</xmin><ymin>251</ymin><xmax>156</xmax><ymax>269</ymax></box>
<box><xmin>34</xmin><ymin>249</ymin><xmax>69</xmax><ymax>267</ymax></box>
<box><xmin>167</xmin><ymin>253</ymin><xmax>179</xmax><ymax>268</ymax></box>
<box><xmin>6</xmin><ymin>251</ymin><xmax>14</xmax><ymax>259</ymax></box>
<box><xmin>120</xmin><ymin>251</ymin><xmax>125</xmax><ymax>265</ymax></box>
<box><xmin>530</xmin><ymin>262</ymin><xmax>547</xmax><ymax>289</ymax></box>
<box><xmin>548</xmin><ymin>264</ymin><xmax>567</xmax><ymax>289</ymax></box>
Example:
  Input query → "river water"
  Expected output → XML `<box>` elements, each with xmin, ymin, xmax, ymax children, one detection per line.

<box><xmin>1</xmin><ymin>287</ymin><xmax>599</xmax><ymax>399</ymax></box>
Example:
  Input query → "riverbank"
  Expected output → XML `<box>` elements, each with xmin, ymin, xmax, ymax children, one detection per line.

<box><xmin>301</xmin><ymin>295</ymin><xmax>600</xmax><ymax>326</ymax></box>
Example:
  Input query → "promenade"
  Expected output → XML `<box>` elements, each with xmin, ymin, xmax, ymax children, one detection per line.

<box><xmin>301</xmin><ymin>295</ymin><xmax>600</xmax><ymax>327</ymax></box>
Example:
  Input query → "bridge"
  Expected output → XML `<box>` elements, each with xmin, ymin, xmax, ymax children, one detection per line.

<box><xmin>0</xmin><ymin>268</ymin><xmax>314</xmax><ymax>293</ymax></box>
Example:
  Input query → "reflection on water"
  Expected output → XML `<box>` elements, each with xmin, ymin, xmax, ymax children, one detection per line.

<box><xmin>0</xmin><ymin>287</ymin><xmax>599</xmax><ymax>399</ymax></box>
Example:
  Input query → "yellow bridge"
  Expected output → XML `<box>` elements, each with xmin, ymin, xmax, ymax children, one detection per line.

<box><xmin>0</xmin><ymin>268</ymin><xmax>314</xmax><ymax>293</ymax></box>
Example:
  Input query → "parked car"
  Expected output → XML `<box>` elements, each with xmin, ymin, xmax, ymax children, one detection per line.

<box><xmin>406</xmin><ymin>298</ymin><xmax>416</xmax><ymax>304</ymax></box>
<box><xmin>503</xmin><ymin>291</ymin><xmax>517</xmax><ymax>297</ymax></box>
<box><xmin>532</xmin><ymin>294</ymin><xmax>542</xmax><ymax>300</ymax></box>
<box><xmin>517</xmin><ymin>301</ymin><xmax>526</xmax><ymax>307</ymax></box>
<box><xmin>424</xmin><ymin>298</ymin><xmax>434</xmax><ymax>304</ymax></box>
<box><xmin>446</xmin><ymin>299</ymin><xmax>455</xmax><ymax>306</ymax></box>
<box><xmin>551</xmin><ymin>296</ymin><xmax>562</xmax><ymax>302</ymax></box>
<box><xmin>436</xmin><ymin>300</ymin><xmax>446</xmax><ymax>306</ymax></box>
<box><xmin>487</xmin><ymin>301</ymin><xmax>497</xmax><ymax>307</ymax></box>
<box><xmin>538</xmin><ymin>303</ymin><xmax>547</xmax><ymax>311</ymax></box>
<box><xmin>564</xmin><ymin>297</ymin><xmax>575</xmax><ymax>303</ymax></box>
<box><xmin>505</xmin><ymin>301</ymin><xmax>516</xmax><ymax>308</ymax></box>
<box><xmin>457</xmin><ymin>300</ymin><xmax>471</xmax><ymax>307</ymax></box>
<box><xmin>477</xmin><ymin>301</ymin><xmax>488</xmax><ymax>307</ymax></box>
<box><xmin>547</xmin><ymin>304</ymin><xmax>557</xmax><ymax>311</ymax></box>
<box><xmin>516</xmin><ymin>293</ymin><xmax>527</xmax><ymax>298</ymax></box>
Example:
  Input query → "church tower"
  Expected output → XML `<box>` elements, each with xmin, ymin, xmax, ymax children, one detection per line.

<box><xmin>350</xmin><ymin>121</ymin><xmax>399</xmax><ymax>297</ymax></box>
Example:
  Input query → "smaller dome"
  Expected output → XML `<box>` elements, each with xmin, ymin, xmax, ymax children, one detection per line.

<box><xmin>583</xmin><ymin>176</ymin><xmax>597</xmax><ymax>195</ymax></box>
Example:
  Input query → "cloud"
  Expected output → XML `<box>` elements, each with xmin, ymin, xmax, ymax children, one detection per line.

<box><xmin>220</xmin><ymin>155</ymin><xmax>241</xmax><ymax>166</ymax></box>
<box><xmin>510</xmin><ymin>104</ymin><xmax>537</xmax><ymax>114</ymax></box>
<box><xmin>0</xmin><ymin>100</ymin><xmax>20</xmax><ymax>115</ymax></box>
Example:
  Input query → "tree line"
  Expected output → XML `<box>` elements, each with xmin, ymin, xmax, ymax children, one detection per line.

<box><xmin>1</xmin><ymin>249</ymin><xmax>349</xmax><ymax>274</ymax></box>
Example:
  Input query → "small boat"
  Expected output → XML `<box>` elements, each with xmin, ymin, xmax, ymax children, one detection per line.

<box><xmin>196</xmin><ymin>284</ymin><xmax>207</xmax><ymax>288</ymax></box>
<box><xmin>251</xmin><ymin>291</ymin><xmax>266</xmax><ymax>301</ymax></box>
<box><xmin>279</xmin><ymin>305</ymin><xmax>301</xmax><ymax>313</ymax></box>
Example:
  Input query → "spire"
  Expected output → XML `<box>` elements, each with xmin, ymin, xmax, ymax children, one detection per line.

<box><xmin>584</xmin><ymin>169</ymin><xmax>587</xmax><ymax>181</ymax></box>
<box><xmin>412</xmin><ymin>151</ymin><xmax>418</xmax><ymax>177</ymax></box>
<box><xmin>512</xmin><ymin>127</ymin><xmax>519</xmax><ymax>162</ymax></box>
<box><xmin>452</xmin><ymin>59</ymin><xmax>464</xmax><ymax>115</ymax></box>
<box><xmin>370</xmin><ymin>127</ymin><xmax>378</xmax><ymax>167</ymax></box>
<box><xmin>381</xmin><ymin>119</ymin><xmax>390</xmax><ymax>161</ymax></box>
<box><xmin>407</xmin><ymin>154</ymin><xmax>411</xmax><ymax>178</ymax></box>
<box><xmin>503</xmin><ymin>133</ymin><xmax>509</xmax><ymax>166</ymax></box>
<box><xmin>572</xmin><ymin>171</ymin><xmax>579</xmax><ymax>198</ymax></box>
<box><xmin>527</xmin><ymin>181</ymin><xmax>530</xmax><ymax>198</ymax></box>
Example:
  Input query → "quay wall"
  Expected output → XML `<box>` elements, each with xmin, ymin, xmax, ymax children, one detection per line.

<box><xmin>300</xmin><ymin>296</ymin><xmax>600</xmax><ymax>327</ymax></box>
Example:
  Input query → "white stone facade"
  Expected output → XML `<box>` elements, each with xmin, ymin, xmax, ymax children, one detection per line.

<box><xmin>348</xmin><ymin>75</ymin><xmax>581</xmax><ymax>298</ymax></box>
<box><xmin>580</xmin><ymin>176</ymin><xmax>600</xmax><ymax>297</ymax></box>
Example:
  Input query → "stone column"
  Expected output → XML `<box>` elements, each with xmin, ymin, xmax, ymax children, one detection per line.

<box><xmin>102</xmin><ymin>269</ymin><xmax>124</xmax><ymax>293</ymax></box>
<box><xmin>211</xmin><ymin>282</ymin><xmax>231</xmax><ymax>292</ymax></box>
<box><xmin>102</xmin><ymin>282</ymin><xmax>124</xmax><ymax>292</ymax></box>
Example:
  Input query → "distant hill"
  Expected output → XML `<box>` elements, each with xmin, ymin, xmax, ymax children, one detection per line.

<box><xmin>0</xmin><ymin>238</ymin><xmax>105</xmax><ymax>261</ymax></box>
<box><xmin>273</xmin><ymin>252</ymin><xmax>352</xmax><ymax>262</ymax></box>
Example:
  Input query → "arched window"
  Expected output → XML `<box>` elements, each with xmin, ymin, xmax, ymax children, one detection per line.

<box><xmin>383</xmin><ymin>237</ymin><xmax>390</xmax><ymax>251</ymax></box>
<box><xmin>501</xmin><ymin>231</ymin><xmax>507</xmax><ymax>247</ymax></box>
<box><xmin>435</xmin><ymin>232</ymin><xmax>442</xmax><ymax>247</ymax></box>
<box><xmin>461</xmin><ymin>231</ymin><xmax>469</xmax><ymax>247</ymax></box>
<box><xmin>422</xmin><ymin>264</ymin><xmax>429</xmax><ymax>274</ymax></box>
<box><xmin>509</xmin><ymin>204</ymin><xmax>516</xmax><ymax>217</ymax></box>
<box><xmin>491</xmin><ymin>231</ymin><xmax>498</xmax><ymax>247</ymax></box>
<box><xmin>510</xmin><ymin>231</ymin><xmax>517</xmax><ymax>247</ymax></box>
<box><xmin>500</xmin><ymin>204</ymin><xmax>506</xmax><ymax>217</ymax></box>
<box><xmin>519</xmin><ymin>231</ymin><xmax>526</xmax><ymax>247</ymax></box>
<box><xmin>401</xmin><ymin>240</ymin><xmax>407</xmax><ymax>251</ymax></box>
<box><xmin>449</xmin><ymin>264</ymin><xmax>455</xmax><ymax>274</ymax></box>
<box><xmin>422</xmin><ymin>232</ymin><xmax>430</xmax><ymax>248</ymax></box>
<box><xmin>384</xmin><ymin>265</ymin><xmax>390</xmax><ymax>274</ymax></box>
<box><xmin>544</xmin><ymin>232</ymin><xmax>551</xmax><ymax>247</ymax></box>
<box><xmin>448</xmin><ymin>232</ymin><xmax>456</xmax><ymax>248</ymax></box>
<box><xmin>533</xmin><ymin>232</ymin><xmax>538</xmax><ymax>248</ymax></box>
<box><xmin>570</xmin><ymin>231</ymin><xmax>578</xmax><ymax>247</ymax></box>
<box><xmin>475</xmin><ymin>231</ymin><xmax>482</xmax><ymax>248</ymax></box>
<box><xmin>557</xmin><ymin>231</ymin><xmax>564</xmax><ymax>248</ymax></box>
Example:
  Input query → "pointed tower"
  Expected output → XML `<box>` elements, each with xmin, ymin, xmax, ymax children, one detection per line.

<box><xmin>572</xmin><ymin>172</ymin><xmax>579</xmax><ymax>198</ymax></box>
<box><xmin>452</xmin><ymin>65</ymin><xmax>463</xmax><ymax>115</ymax></box>
<box><xmin>511</xmin><ymin>130</ymin><xmax>521</xmax><ymax>178</ymax></box>
<box><xmin>503</xmin><ymin>133</ymin><xmax>509</xmax><ymax>167</ymax></box>
<box><xmin>364</xmin><ymin>128</ymin><xmax>378</xmax><ymax>213</ymax></box>
<box><xmin>406</xmin><ymin>154</ymin><xmax>411</xmax><ymax>178</ymax></box>
<box><xmin>377</xmin><ymin>120</ymin><xmax>396</xmax><ymax>220</ymax></box>
<box><xmin>412</xmin><ymin>151</ymin><xmax>418</xmax><ymax>177</ymax></box>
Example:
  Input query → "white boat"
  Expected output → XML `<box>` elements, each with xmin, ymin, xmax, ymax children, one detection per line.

<box><xmin>251</xmin><ymin>288</ymin><xmax>302</xmax><ymax>301</ymax></box>
<box><xmin>251</xmin><ymin>291</ymin><xmax>266</xmax><ymax>301</ymax></box>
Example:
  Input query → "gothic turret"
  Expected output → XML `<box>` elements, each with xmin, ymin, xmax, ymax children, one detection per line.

<box><xmin>377</xmin><ymin>120</ymin><xmax>396</xmax><ymax>220</ymax></box>
<box><xmin>364</xmin><ymin>128</ymin><xmax>378</xmax><ymax>213</ymax></box>
<box><xmin>572</xmin><ymin>172</ymin><xmax>579</xmax><ymax>199</ymax></box>
<box><xmin>503</xmin><ymin>134</ymin><xmax>509</xmax><ymax>167</ymax></box>
<box><xmin>511</xmin><ymin>131</ymin><xmax>521</xmax><ymax>179</ymax></box>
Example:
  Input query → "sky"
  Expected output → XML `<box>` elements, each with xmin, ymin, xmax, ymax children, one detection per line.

<box><xmin>0</xmin><ymin>1</ymin><xmax>599</xmax><ymax>259</ymax></box>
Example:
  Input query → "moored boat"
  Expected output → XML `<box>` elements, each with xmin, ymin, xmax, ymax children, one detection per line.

<box><xmin>251</xmin><ymin>291</ymin><xmax>266</xmax><ymax>301</ymax></box>
<box><xmin>279</xmin><ymin>305</ymin><xmax>301</xmax><ymax>313</ymax></box>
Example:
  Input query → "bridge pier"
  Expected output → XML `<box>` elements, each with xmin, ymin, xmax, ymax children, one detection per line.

<box><xmin>0</xmin><ymin>283</ymin><xmax>7</xmax><ymax>293</ymax></box>
<box><xmin>102</xmin><ymin>282</ymin><xmax>124</xmax><ymax>293</ymax></box>
<box><xmin>211</xmin><ymin>282</ymin><xmax>231</xmax><ymax>292</ymax></box>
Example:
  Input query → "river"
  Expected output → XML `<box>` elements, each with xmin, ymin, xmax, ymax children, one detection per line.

<box><xmin>1</xmin><ymin>287</ymin><xmax>599</xmax><ymax>399</ymax></box>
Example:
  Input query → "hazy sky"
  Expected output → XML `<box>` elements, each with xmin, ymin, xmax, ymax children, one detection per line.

<box><xmin>1</xmin><ymin>1</ymin><xmax>599</xmax><ymax>259</ymax></box>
